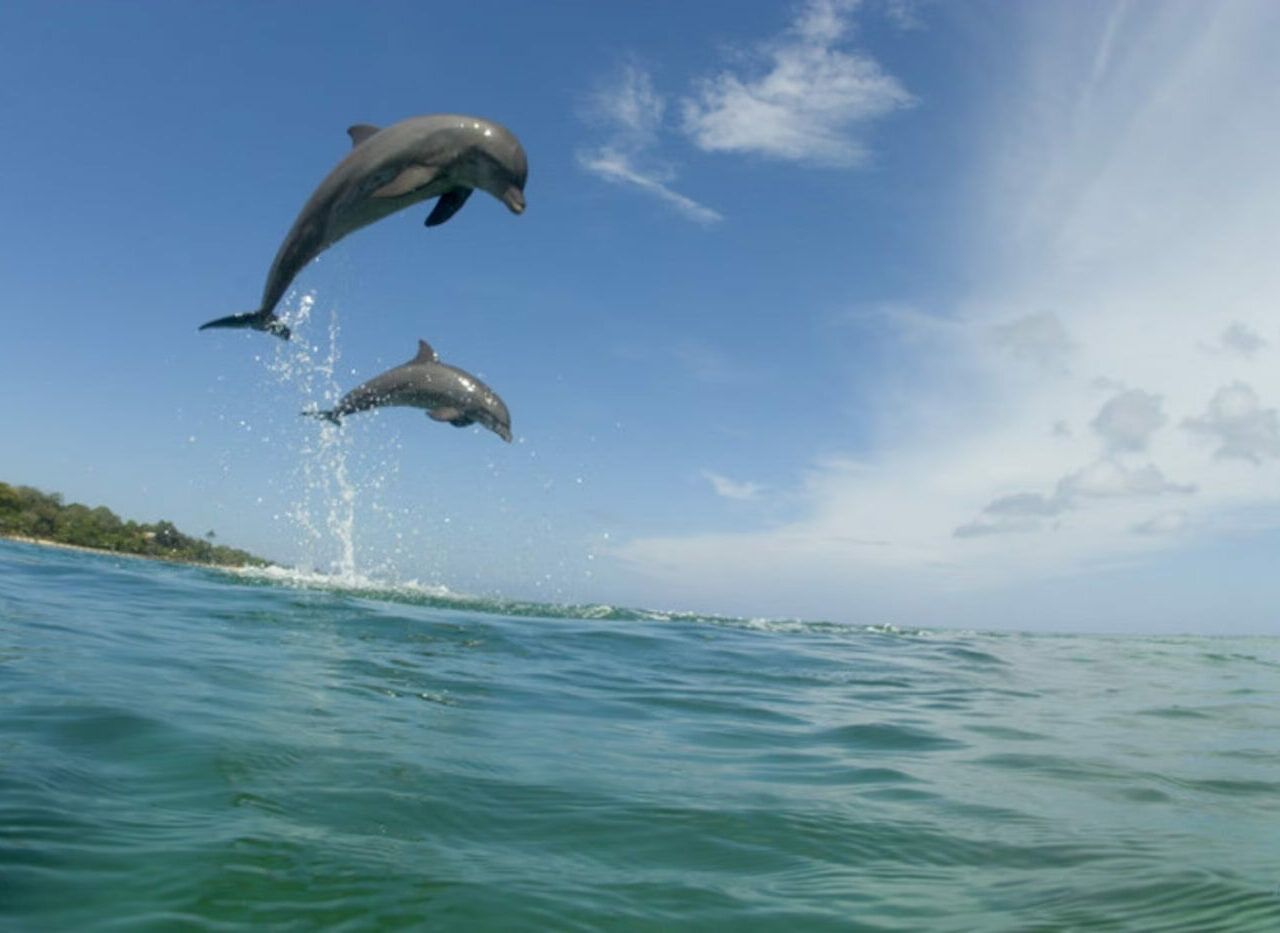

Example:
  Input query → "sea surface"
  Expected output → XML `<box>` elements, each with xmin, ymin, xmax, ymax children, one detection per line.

<box><xmin>2</xmin><ymin>537</ymin><xmax>1278</xmax><ymax>931</ymax></box>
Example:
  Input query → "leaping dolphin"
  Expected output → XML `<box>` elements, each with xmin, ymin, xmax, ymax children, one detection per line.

<box><xmin>304</xmin><ymin>339</ymin><xmax>512</xmax><ymax>442</ymax></box>
<box><xmin>200</xmin><ymin>115</ymin><xmax>528</xmax><ymax>340</ymax></box>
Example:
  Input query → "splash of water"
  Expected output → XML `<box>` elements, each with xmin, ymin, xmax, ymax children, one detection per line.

<box><xmin>258</xmin><ymin>292</ymin><xmax>362</xmax><ymax>579</ymax></box>
<box><xmin>218</xmin><ymin>285</ymin><xmax>460</xmax><ymax>591</ymax></box>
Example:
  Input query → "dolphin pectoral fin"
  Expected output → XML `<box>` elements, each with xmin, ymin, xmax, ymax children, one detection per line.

<box><xmin>424</xmin><ymin>188</ymin><xmax>472</xmax><ymax>226</ymax></box>
<box><xmin>370</xmin><ymin>165</ymin><xmax>439</xmax><ymax>199</ymax></box>
<box><xmin>346</xmin><ymin>123</ymin><xmax>381</xmax><ymax>147</ymax></box>
<box><xmin>427</xmin><ymin>407</ymin><xmax>463</xmax><ymax>423</ymax></box>
<box><xmin>199</xmin><ymin>310</ymin><xmax>291</xmax><ymax>340</ymax></box>
<box><xmin>449</xmin><ymin>417</ymin><xmax>475</xmax><ymax>428</ymax></box>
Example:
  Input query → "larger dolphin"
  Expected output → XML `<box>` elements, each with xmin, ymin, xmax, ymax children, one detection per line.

<box><xmin>200</xmin><ymin>115</ymin><xmax>528</xmax><ymax>340</ymax></box>
<box><xmin>304</xmin><ymin>339</ymin><xmax>512</xmax><ymax>442</ymax></box>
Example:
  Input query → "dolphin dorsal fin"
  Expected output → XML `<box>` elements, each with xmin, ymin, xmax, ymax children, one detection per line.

<box><xmin>347</xmin><ymin>124</ymin><xmax>381</xmax><ymax>147</ymax></box>
<box><xmin>410</xmin><ymin>339</ymin><xmax>439</xmax><ymax>365</ymax></box>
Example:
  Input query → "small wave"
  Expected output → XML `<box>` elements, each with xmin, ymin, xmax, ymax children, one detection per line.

<box><xmin>209</xmin><ymin>562</ymin><xmax>996</xmax><ymax>645</ymax></box>
<box><xmin>217</xmin><ymin>563</ymin><xmax>680</xmax><ymax>621</ymax></box>
<box><xmin>212</xmin><ymin>563</ymin><xmax>883</xmax><ymax>631</ymax></box>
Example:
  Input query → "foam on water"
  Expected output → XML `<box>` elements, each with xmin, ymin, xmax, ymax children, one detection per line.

<box><xmin>229</xmin><ymin>561</ymin><xmax>459</xmax><ymax>601</ymax></box>
<box><xmin>222</xmin><ymin>558</ymin><xmax>702</xmax><ymax>622</ymax></box>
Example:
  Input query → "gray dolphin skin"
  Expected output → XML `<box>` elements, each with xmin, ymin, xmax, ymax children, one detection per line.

<box><xmin>199</xmin><ymin>115</ymin><xmax>528</xmax><ymax>340</ymax></box>
<box><xmin>305</xmin><ymin>339</ymin><xmax>512</xmax><ymax>442</ymax></box>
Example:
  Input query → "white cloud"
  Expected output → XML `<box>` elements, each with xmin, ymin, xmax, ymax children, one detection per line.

<box><xmin>1183</xmin><ymin>382</ymin><xmax>1280</xmax><ymax>463</ymax></box>
<box><xmin>681</xmin><ymin>0</ymin><xmax>914</xmax><ymax>165</ymax></box>
<box><xmin>1056</xmin><ymin>459</ymin><xmax>1194</xmax><ymax>500</ymax></box>
<box><xmin>953</xmin><ymin>515</ymin><xmax>1043</xmax><ymax>539</ymax></box>
<box><xmin>578</xmin><ymin>0</ymin><xmax>912</xmax><ymax>219</ymax></box>
<box><xmin>702</xmin><ymin>471</ymin><xmax>763</xmax><ymax>501</ymax></box>
<box><xmin>1091</xmin><ymin>389</ymin><xmax>1165</xmax><ymax>452</ymax></box>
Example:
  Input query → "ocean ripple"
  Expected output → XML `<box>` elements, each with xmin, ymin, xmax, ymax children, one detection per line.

<box><xmin>2</xmin><ymin>539</ymin><xmax>1279</xmax><ymax>930</ymax></box>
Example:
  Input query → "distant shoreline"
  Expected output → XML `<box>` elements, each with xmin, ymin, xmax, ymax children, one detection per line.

<box><xmin>1</xmin><ymin>480</ymin><xmax>270</xmax><ymax>568</ymax></box>
<box><xmin>0</xmin><ymin>533</ymin><xmax>246</xmax><ymax>571</ymax></box>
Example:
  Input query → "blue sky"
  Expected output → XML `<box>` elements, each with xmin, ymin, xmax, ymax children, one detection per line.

<box><xmin>2</xmin><ymin>0</ymin><xmax>1278</xmax><ymax>634</ymax></box>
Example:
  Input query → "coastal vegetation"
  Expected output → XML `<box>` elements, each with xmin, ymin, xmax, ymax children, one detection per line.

<box><xmin>0</xmin><ymin>481</ymin><xmax>268</xmax><ymax>567</ymax></box>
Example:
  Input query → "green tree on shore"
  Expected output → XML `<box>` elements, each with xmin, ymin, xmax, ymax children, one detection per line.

<box><xmin>0</xmin><ymin>481</ymin><xmax>268</xmax><ymax>567</ymax></box>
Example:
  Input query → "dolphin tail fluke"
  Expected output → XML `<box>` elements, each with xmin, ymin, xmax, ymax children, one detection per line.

<box><xmin>199</xmin><ymin>309</ymin><xmax>291</xmax><ymax>340</ymax></box>
<box><xmin>301</xmin><ymin>408</ymin><xmax>342</xmax><ymax>426</ymax></box>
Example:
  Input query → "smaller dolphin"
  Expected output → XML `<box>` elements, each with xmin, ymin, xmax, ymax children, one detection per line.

<box><xmin>200</xmin><ymin>114</ymin><xmax>528</xmax><ymax>340</ymax></box>
<box><xmin>305</xmin><ymin>339</ymin><xmax>512</xmax><ymax>442</ymax></box>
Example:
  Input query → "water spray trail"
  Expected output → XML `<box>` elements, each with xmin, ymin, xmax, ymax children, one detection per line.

<box><xmin>261</xmin><ymin>292</ymin><xmax>360</xmax><ymax>579</ymax></box>
<box><xmin>320</xmin><ymin>308</ymin><xmax>357</xmax><ymax>580</ymax></box>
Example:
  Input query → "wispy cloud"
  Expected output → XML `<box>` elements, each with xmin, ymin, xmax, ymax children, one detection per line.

<box><xmin>576</xmin><ymin>63</ymin><xmax>722</xmax><ymax>225</ymax></box>
<box><xmin>702</xmin><ymin>470</ymin><xmax>764</xmax><ymax>501</ymax></box>
<box><xmin>681</xmin><ymin>0</ymin><xmax>915</xmax><ymax>165</ymax></box>
<box><xmin>1132</xmin><ymin>510</ymin><xmax>1189</xmax><ymax>536</ymax></box>
<box><xmin>576</xmin><ymin>146</ymin><xmax>723</xmax><ymax>225</ymax></box>
<box><xmin>883</xmin><ymin>0</ymin><xmax>923</xmax><ymax>31</ymax></box>
<box><xmin>587</xmin><ymin>60</ymin><xmax>665</xmax><ymax>141</ymax></box>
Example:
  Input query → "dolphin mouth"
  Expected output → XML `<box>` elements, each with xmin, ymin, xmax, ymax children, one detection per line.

<box><xmin>502</xmin><ymin>187</ymin><xmax>525</xmax><ymax>214</ymax></box>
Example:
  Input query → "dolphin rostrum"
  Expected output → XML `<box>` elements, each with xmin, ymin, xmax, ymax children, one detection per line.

<box><xmin>304</xmin><ymin>339</ymin><xmax>512</xmax><ymax>442</ymax></box>
<box><xmin>200</xmin><ymin>115</ymin><xmax>528</xmax><ymax>340</ymax></box>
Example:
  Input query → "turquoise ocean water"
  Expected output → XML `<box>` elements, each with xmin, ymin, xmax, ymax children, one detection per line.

<box><xmin>2</xmin><ymin>536</ymin><xmax>1278</xmax><ymax>931</ymax></box>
